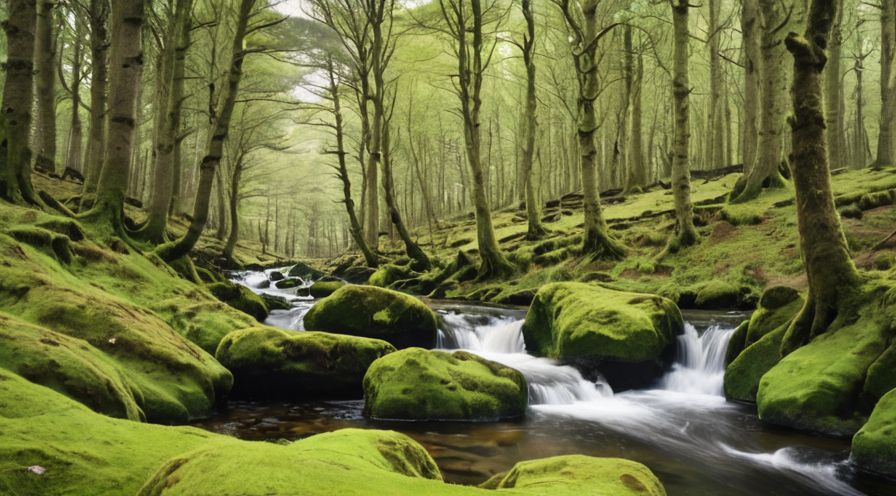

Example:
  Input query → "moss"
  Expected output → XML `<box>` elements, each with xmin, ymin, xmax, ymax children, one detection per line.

<box><xmin>0</xmin><ymin>369</ymin><xmax>663</xmax><ymax>495</ymax></box>
<box><xmin>304</xmin><ymin>285</ymin><xmax>438</xmax><ymax>349</ymax></box>
<box><xmin>692</xmin><ymin>280</ymin><xmax>742</xmax><ymax>309</ymax></box>
<box><xmin>369</xmin><ymin>263</ymin><xmax>418</xmax><ymax>288</ymax></box>
<box><xmin>363</xmin><ymin>348</ymin><xmax>527</xmax><ymax>421</ymax></box>
<box><xmin>288</xmin><ymin>260</ymin><xmax>325</xmax><ymax>280</ymax></box>
<box><xmin>522</xmin><ymin>282</ymin><xmax>682</xmax><ymax>363</ymax></box>
<box><xmin>207</xmin><ymin>281</ymin><xmax>268</xmax><ymax>322</ymax></box>
<box><xmin>274</xmin><ymin>277</ymin><xmax>303</xmax><ymax>289</ymax></box>
<box><xmin>483</xmin><ymin>455</ymin><xmax>666</xmax><ymax>496</ymax></box>
<box><xmin>839</xmin><ymin>204</ymin><xmax>863</xmax><ymax>220</ymax></box>
<box><xmin>215</xmin><ymin>327</ymin><xmax>395</xmax><ymax>399</ymax></box>
<box><xmin>851</xmin><ymin>388</ymin><xmax>896</xmax><ymax>478</ymax></box>
<box><xmin>309</xmin><ymin>278</ymin><xmax>347</xmax><ymax>298</ymax></box>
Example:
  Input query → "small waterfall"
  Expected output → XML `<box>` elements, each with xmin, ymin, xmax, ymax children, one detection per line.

<box><xmin>659</xmin><ymin>323</ymin><xmax>735</xmax><ymax>396</ymax></box>
<box><xmin>438</xmin><ymin>312</ymin><xmax>612</xmax><ymax>405</ymax></box>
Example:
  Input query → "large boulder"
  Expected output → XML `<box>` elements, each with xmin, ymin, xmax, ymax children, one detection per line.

<box><xmin>215</xmin><ymin>327</ymin><xmax>395</xmax><ymax>399</ymax></box>
<box><xmin>309</xmin><ymin>276</ymin><xmax>346</xmax><ymax>298</ymax></box>
<box><xmin>304</xmin><ymin>285</ymin><xmax>438</xmax><ymax>349</ymax></box>
<box><xmin>287</xmin><ymin>261</ymin><xmax>325</xmax><ymax>280</ymax></box>
<box><xmin>724</xmin><ymin>286</ymin><xmax>803</xmax><ymax>402</ymax></box>
<box><xmin>481</xmin><ymin>455</ymin><xmax>667</xmax><ymax>496</ymax></box>
<box><xmin>522</xmin><ymin>282</ymin><xmax>683</xmax><ymax>390</ymax></box>
<box><xmin>852</xmin><ymin>388</ymin><xmax>896</xmax><ymax>478</ymax></box>
<box><xmin>207</xmin><ymin>281</ymin><xmax>268</xmax><ymax>322</ymax></box>
<box><xmin>363</xmin><ymin>348</ymin><xmax>527</xmax><ymax>421</ymax></box>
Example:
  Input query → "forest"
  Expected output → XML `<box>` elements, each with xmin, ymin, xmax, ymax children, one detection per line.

<box><xmin>0</xmin><ymin>0</ymin><xmax>895</xmax><ymax>495</ymax></box>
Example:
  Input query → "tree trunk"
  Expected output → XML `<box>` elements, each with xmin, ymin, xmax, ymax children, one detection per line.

<box><xmin>520</xmin><ymin>0</ymin><xmax>546</xmax><ymax>238</ymax></box>
<box><xmin>82</xmin><ymin>0</ymin><xmax>109</xmax><ymax>199</ymax></box>
<box><xmin>33</xmin><ymin>0</ymin><xmax>57</xmax><ymax>174</ymax></box>
<box><xmin>732</xmin><ymin>0</ymin><xmax>789</xmax><ymax>201</ymax></box>
<box><xmin>667</xmin><ymin>0</ymin><xmax>699</xmax><ymax>250</ymax></box>
<box><xmin>84</xmin><ymin>0</ymin><xmax>145</xmax><ymax>234</ymax></box>
<box><xmin>223</xmin><ymin>158</ymin><xmax>242</xmax><ymax>260</ymax></box>
<box><xmin>64</xmin><ymin>14</ymin><xmax>85</xmax><ymax>175</ymax></box>
<box><xmin>158</xmin><ymin>0</ymin><xmax>254</xmax><ymax>262</ymax></box>
<box><xmin>707</xmin><ymin>0</ymin><xmax>725</xmax><ymax>169</ymax></box>
<box><xmin>139</xmin><ymin>0</ymin><xmax>193</xmax><ymax>242</ymax></box>
<box><xmin>824</xmin><ymin>2</ymin><xmax>845</xmax><ymax>168</ymax></box>
<box><xmin>382</xmin><ymin>117</ymin><xmax>430</xmax><ymax>270</ymax></box>
<box><xmin>874</xmin><ymin>0</ymin><xmax>895</xmax><ymax>168</ymax></box>
<box><xmin>0</xmin><ymin>0</ymin><xmax>37</xmax><ymax>203</ymax></box>
<box><xmin>781</xmin><ymin>0</ymin><xmax>860</xmax><ymax>354</ymax></box>
<box><xmin>623</xmin><ymin>25</ymin><xmax>646</xmax><ymax>194</ymax></box>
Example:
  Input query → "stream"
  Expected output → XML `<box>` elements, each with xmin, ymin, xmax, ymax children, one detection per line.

<box><xmin>196</xmin><ymin>270</ymin><xmax>895</xmax><ymax>495</ymax></box>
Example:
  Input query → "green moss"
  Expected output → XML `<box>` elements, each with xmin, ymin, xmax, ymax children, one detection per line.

<box><xmin>207</xmin><ymin>281</ymin><xmax>268</xmax><ymax>322</ymax></box>
<box><xmin>692</xmin><ymin>280</ymin><xmax>742</xmax><ymax>309</ymax></box>
<box><xmin>522</xmin><ymin>282</ymin><xmax>683</xmax><ymax>363</ymax></box>
<box><xmin>724</xmin><ymin>325</ymin><xmax>786</xmax><ymax>403</ymax></box>
<box><xmin>288</xmin><ymin>261</ymin><xmax>326</xmax><ymax>279</ymax></box>
<box><xmin>274</xmin><ymin>277</ymin><xmax>303</xmax><ymax>289</ymax></box>
<box><xmin>0</xmin><ymin>369</ymin><xmax>664</xmax><ymax>495</ymax></box>
<box><xmin>309</xmin><ymin>278</ymin><xmax>347</xmax><ymax>298</ymax></box>
<box><xmin>369</xmin><ymin>264</ymin><xmax>418</xmax><ymax>288</ymax></box>
<box><xmin>363</xmin><ymin>348</ymin><xmax>527</xmax><ymax>421</ymax></box>
<box><xmin>851</xmin><ymin>388</ymin><xmax>896</xmax><ymax>478</ymax></box>
<box><xmin>216</xmin><ymin>327</ymin><xmax>395</xmax><ymax>398</ymax></box>
<box><xmin>483</xmin><ymin>455</ymin><xmax>666</xmax><ymax>496</ymax></box>
<box><xmin>304</xmin><ymin>285</ymin><xmax>438</xmax><ymax>349</ymax></box>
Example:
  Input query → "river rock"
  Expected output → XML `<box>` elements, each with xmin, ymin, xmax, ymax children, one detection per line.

<box><xmin>309</xmin><ymin>276</ymin><xmax>346</xmax><ymax>298</ymax></box>
<box><xmin>275</xmin><ymin>277</ymin><xmax>304</xmax><ymax>289</ymax></box>
<box><xmin>304</xmin><ymin>285</ymin><xmax>438</xmax><ymax>348</ymax></box>
<box><xmin>216</xmin><ymin>327</ymin><xmax>395</xmax><ymax>399</ymax></box>
<box><xmin>481</xmin><ymin>454</ymin><xmax>666</xmax><ymax>496</ymax></box>
<box><xmin>368</xmin><ymin>264</ymin><xmax>419</xmax><ymax>288</ymax></box>
<box><xmin>363</xmin><ymin>348</ymin><xmax>527</xmax><ymax>421</ymax></box>
<box><xmin>287</xmin><ymin>261</ymin><xmax>325</xmax><ymax>280</ymax></box>
<box><xmin>852</xmin><ymin>388</ymin><xmax>896</xmax><ymax>478</ymax></box>
<box><xmin>268</xmin><ymin>271</ymin><xmax>285</xmax><ymax>282</ymax></box>
<box><xmin>207</xmin><ymin>281</ymin><xmax>268</xmax><ymax>322</ymax></box>
<box><xmin>522</xmin><ymin>282</ymin><xmax>683</xmax><ymax>390</ymax></box>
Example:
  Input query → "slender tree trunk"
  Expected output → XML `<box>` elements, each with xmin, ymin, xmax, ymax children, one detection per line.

<box><xmin>781</xmin><ymin>0</ymin><xmax>860</xmax><ymax>354</ymax></box>
<box><xmin>223</xmin><ymin>158</ymin><xmax>242</xmax><ymax>260</ymax></box>
<box><xmin>667</xmin><ymin>0</ymin><xmax>699</xmax><ymax>251</ymax></box>
<box><xmin>382</xmin><ymin>116</ymin><xmax>430</xmax><ymax>270</ymax></box>
<box><xmin>733</xmin><ymin>0</ymin><xmax>789</xmax><ymax>201</ymax></box>
<box><xmin>64</xmin><ymin>14</ymin><xmax>85</xmax><ymax>175</ymax></box>
<box><xmin>33</xmin><ymin>0</ymin><xmax>57</xmax><ymax>174</ymax></box>
<box><xmin>824</xmin><ymin>2</ymin><xmax>845</xmax><ymax>168</ymax></box>
<box><xmin>139</xmin><ymin>0</ymin><xmax>193</xmax><ymax>242</ymax></box>
<box><xmin>520</xmin><ymin>0</ymin><xmax>546</xmax><ymax>238</ymax></box>
<box><xmin>874</xmin><ymin>0</ymin><xmax>895</xmax><ymax>167</ymax></box>
<box><xmin>0</xmin><ymin>0</ymin><xmax>37</xmax><ymax>203</ymax></box>
<box><xmin>707</xmin><ymin>0</ymin><xmax>725</xmax><ymax>169</ymax></box>
<box><xmin>158</xmin><ymin>0</ymin><xmax>254</xmax><ymax>261</ymax></box>
<box><xmin>623</xmin><ymin>25</ymin><xmax>646</xmax><ymax>194</ymax></box>
<box><xmin>84</xmin><ymin>0</ymin><xmax>145</xmax><ymax>234</ymax></box>
<box><xmin>82</xmin><ymin>0</ymin><xmax>109</xmax><ymax>199</ymax></box>
<box><xmin>742</xmin><ymin>0</ymin><xmax>762</xmax><ymax>173</ymax></box>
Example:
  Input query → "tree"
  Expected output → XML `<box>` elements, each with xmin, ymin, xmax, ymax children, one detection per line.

<box><xmin>622</xmin><ymin>23</ymin><xmax>645</xmax><ymax>194</ymax></box>
<box><xmin>781</xmin><ymin>0</ymin><xmax>860</xmax><ymax>353</ymax></box>
<box><xmin>824</xmin><ymin>1</ymin><xmax>845</xmax><ymax>168</ymax></box>
<box><xmin>553</xmin><ymin>0</ymin><xmax>625</xmax><ymax>258</ymax></box>
<box><xmin>61</xmin><ymin>7</ymin><xmax>86</xmax><ymax>175</ymax></box>
<box><xmin>873</xmin><ymin>0</ymin><xmax>895</xmax><ymax>168</ymax></box>
<box><xmin>82</xmin><ymin>0</ymin><xmax>145</xmax><ymax>234</ymax></box>
<box><xmin>437</xmin><ymin>0</ymin><xmax>515</xmax><ymax>277</ymax></box>
<box><xmin>516</xmin><ymin>0</ymin><xmax>546</xmax><ymax>239</ymax></box>
<box><xmin>664</xmin><ymin>0</ymin><xmax>698</xmax><ymax>253</ymax></box>
<box><xmin>706</xmin><ymin>0</ymin><xmax>725</xmax><ymax>169</ymax></box>
<box><xmin>0</xmin><ymin>0</ymin><xmax>38</xmax><ymax>203</ymax></box>
<box><xmin>33</xmin><ymin>0</ymin><xmax>58</xmax><ymax>173</ymax></box>
<box><xmin>81</xmin><ymin>0</ymin><xmax>109</xmax><ymax>200</ymax></box>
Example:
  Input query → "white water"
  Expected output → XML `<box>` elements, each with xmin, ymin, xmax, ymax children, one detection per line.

<box><xmin>660</xmin><ymin>323</ymin><xmax>733</xmax><ymax>395</ymax></box>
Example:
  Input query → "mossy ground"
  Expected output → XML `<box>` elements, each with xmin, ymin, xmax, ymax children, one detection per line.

<box><xmin>363</xmin><ymin>348</ymin><xmax>527</xmax><ymax>421</ymax></box>
<box><xmin>0</xmin><ymin>368</ymin><xmax>663</xmax><ymax>495</ymax></box>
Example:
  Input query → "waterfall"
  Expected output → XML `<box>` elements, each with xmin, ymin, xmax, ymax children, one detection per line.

<box><xmin>659</xmin><ymin>323</ymin><xmax>735</xmax><ymax>396</ymax></box>
<box><xmin>437</xmin><ymin>312</ymin><xmax>612</xmax><ymax>405</ymax></box>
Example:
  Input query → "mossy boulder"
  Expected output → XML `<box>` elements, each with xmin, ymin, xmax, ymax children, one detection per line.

<box><xmin>304</xmin><ymin>285</ymin><xmax>438</xmax><ymax>349</ymax></box>
<box><xmin>274</xmin><ymin>277</ymin><xmax>304</xmax><ymax>289</ymax></box>
<box><xmin>0</xmin><ymin>368</ymin><xmax>665</xmax><ymax>495</ymax></box>
<box><xmin>724</xmin><ymin>286</ymin><xmax>804</xmax><ymax>403</ymax></box>
<box><xmin>215</xmin><ymin>327</ymin><xmax>395</xmax><ymax>399</ymax></box>
<box><xmin>207</xmin><ymin>281</ymin><xmax>268</xmax><ymax>322</ymax></box>
<box><xmin>288</xmin><ymin>260</ymin><xmax>326</xmax><ymax>280</ymax></box>
<box><xmin>851</xmin><ymin>388</ymin><xmax>896</xmax><ymax>478</ymax></box>
<box><xmin>522</xmin><ymin>282</ymin><xmax>683</xmax><ymax>390</ymax></box>
<box><xmin>481</xmin><ymin>455</ymin><xmax>666</xmax><ymax>496</ymax></box>
<box><xmin>309</xmin><ymin>277</ymin><xmax>347</xmax><ymax>298</ymax></box>
<box><xmin>363</xmin><ymin>348</ymin><xmax>527</xmax><ymax>421</ymax></box>
<box><xmin>369</xmin><ymin>263</ymin><xmax>418</xmax><ymax>288</ymax></box>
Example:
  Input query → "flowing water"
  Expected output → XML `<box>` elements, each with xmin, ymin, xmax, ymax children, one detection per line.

<box><xmin>195</xmin><ymin>271</ymin><xmax>895</xmax><ymax>495</ymax></box>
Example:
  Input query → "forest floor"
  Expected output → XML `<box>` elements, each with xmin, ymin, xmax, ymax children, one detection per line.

<box><xmin>357</xmin><ymin>167</ymin><xmax>896</xmax><ymax>310</ymax></box>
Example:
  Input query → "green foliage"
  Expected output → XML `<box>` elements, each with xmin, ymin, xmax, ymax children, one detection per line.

<box><xmin>363</xmin><ymin>348</ymin><xmax>527</xmax><ymax>421</ymax></box>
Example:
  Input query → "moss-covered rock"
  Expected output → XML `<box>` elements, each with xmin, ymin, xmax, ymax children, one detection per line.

<box><xmin>274</xmin><ymin>277</ymin><xmax>304</xmax><ymax>289</ymax></box>
<box><xmin>481</xmin><ymin>455</ymin><xmax>666</xmax><ymax>496</ymax></box>
<box><xmin>216</xmin><ymin>327</ymin><xmax>395</xmax><ymax>398</ymax></box>
<box><xmin>309</xmin><ymin>277</ymin><xmax>347</xmax><ymax>298</ymax></box>
<box><xmin>207</xmin><ymin>281</ymin><xmax>268</xmax><ymax>322</ymax></box>
<box><xmin>522</xmin><ymin>282</ymin><xmax>683</xmax><ymax>390</ymax></box>
<box><xmin>305</xmin><ymin>285</ymin><xmax>439</xmax><ymax>349</ymax></box>
<box><xmin>0</xmin><ymin>368</ymin><xmax>664</xmax><ymax>495</ymax></box>
<box><xmin>851</xmin><ymin>388</ymin><xmax>896</xmax><ymax>478</ymax></box>
<box><xmin>288</xmin><ymin>260</ymin><xmax>326</xmax><ymax>280</ymax></box>
<box><xmin>369</xmin><ymin>263</ymin><xmax>419</xmax><ymax>288</ymax></box>
<box><xmin>724</xmin><ymin>286</ymin><xmax>804</xmax><ymax>403</ymax></box>
<box><xmin>363</xmin><ymin>348</ymin><xmax>527</xmax><ymax>421</ymax></box>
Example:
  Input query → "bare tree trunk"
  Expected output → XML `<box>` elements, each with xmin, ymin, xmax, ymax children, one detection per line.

<box><xmin>64</xmin><ymin>13</ymin><xmax>85</xmax><ymax>175</ymax></box>
<box><xmin>223</xmin><ymin>157</ymin><xmax>242</xmax><ymax>260</ymax></box>
<box><xmin>84</xmin><ymin>0</ymin><xmax>145</xmax><ymax>234</ymax></box>
<box><xmin>158</xmin><ymin>0</ymin><xmax>254</xmax><ymax>262</ymax></box>
<box><xmin>33</xmin><ymin>0</ymin><xmax>57</xmax><ymax>174</ymax></box>
<box><xmin>824</xmin><ymin>2</ymin><xmax>845</xmax><ymax>168</ymax></box>
<box><xmin>707</xmin><ymin>0</ymin><xmax>725</xmax><ymax>169</ymax></box>
<box><xmin>81</xmin><ymin>0</ymin><xmax>109</xmax><ymax>199</ymax></box>
<box><xmin>666</xmin><ymin>0</ymin><xmax>699</xmax><ymax>251</ymax></box>
<box><xmin>520</xmin><ymin>0</ymin><xmax>546</xmax><ymax>238</ymax></box>
<box><xmin>623</xmin><ymin>25</ymin><xmax>646</xmax><ymax>194</ymax></box>
<box><xmin>139</xmin><ymin>0</ymin><xmax>193</xmax><ymax>242</ymax></box>
<box><xmin>781</xmin><ymin>0</ymin><xmax>860</xmax><ymax>353</ymax></box>
<box><xmin>873</xmin><ymin>0</ymin><xmax>895</xmax><ymax>168</ymax></box>
<box><xmin>0</xmin><ymin>0</ymin><xmax>37</xmax><ymax>203</ymax></box>
<box><xmin>732</xmin><ymin>0</ymin><xmax>789</xmax><ymax>201</ymax></box>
